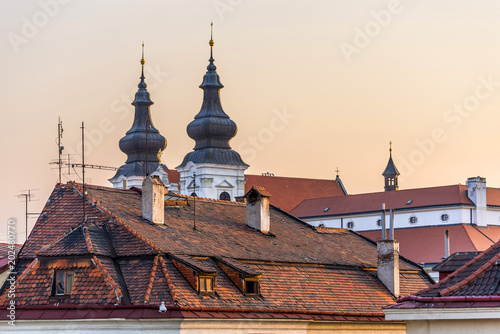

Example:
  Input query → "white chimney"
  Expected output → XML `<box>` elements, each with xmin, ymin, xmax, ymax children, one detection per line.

<box><xmin>467</xmin><ymin>176</ymin><xmax>487</xmax><ymax>226</ymax></box>
<box><xmin>245</xmin><ymin>186</ymin><xmax>271</xmax><ymax>233</ymax></box>
<box><xmin>142</xmin><ymin>176</ymin><xmax>165</xmax><ymax>224</ymax></box>
<box><xmin>377</xmin><ymin>234</ymin><xmax>400</xmax><ymax>298</ymax></box>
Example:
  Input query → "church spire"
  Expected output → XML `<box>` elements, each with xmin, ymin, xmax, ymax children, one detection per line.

<box><xmin>177</xmin><ymin>24</ymin><xmax>247</xmax><ymax>168</ymax></box>
<box><xmin>110</xmin><ymin>44</ymin><xmax>167</xmax><ymax>188</ymax></box>
<box><xmin>382</xmin><ymin>141</ymin><xmax>400</xmax><ymax>191</ymax></box>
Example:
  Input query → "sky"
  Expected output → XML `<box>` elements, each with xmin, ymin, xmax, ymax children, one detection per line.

<box><xmin>2</xmin><ymin>0</ymin><xmax>500</xmax><ymax>243</ymax></box>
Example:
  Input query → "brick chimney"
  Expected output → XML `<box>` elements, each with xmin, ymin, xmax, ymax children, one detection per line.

<box><xmin>245</xmin><ymin>186</ymin><xmax>271</xmax><ymax>233</ymax></box>
<box><xmin>377</xmin><ymin>208</ymin><xmax>399</xmax><ymax>298</ymax></box>
<box><xmin>142</xmin><ymin>176</ymin><xmax>165</xmax><ymax>224</ymax></box>
<box><xmin>467</xmin><ymin>176</ymin><xmax>487</xmax><ymax>226</ymax></box>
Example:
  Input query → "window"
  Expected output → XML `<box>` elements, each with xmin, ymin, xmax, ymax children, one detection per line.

<box><xmin>199</xmin><ymin>276</ymin><xmax>214</xmax><ymax>293</ymax></box>
<box><xmin>406</xmin><ymin>200</ymin><xmax>413</xmax><ymax>205</ymax></box>
<box><xmin>324</xmin><ymin>207</ymin><xmax>330</xmax><ymax>212</ymax></box>
<box><xmin>219</xmin><ymin>191</ymin><xmax>231</xmax><ymax>201</ymax></box>
<box><xmin>244</xmin><ymin>280</ymin><xmax>260</xmax><ymax>295</ymax></box>
<box><xmin>377</xmin><ymin>219</ymin><xmax>382</xmax><ymax>227</ymax></box>
<box><xmin>347</xmin><ymin>221</ymin><xmax>354</xmax><ymax>229</ymax></box>
<box><xmin>54</xmin><ymin>270</ymin><xmax>74</xmax><ymax>295</ymax></box>
<box><xmin>409</xmin><ymin>216</ymin><xmax>418</xmax><ymax>224</ymax></box>
<box><xmin>441</xmin><ymin>214</ymin><xmax>449</xmax><ymax>222</ymax></box>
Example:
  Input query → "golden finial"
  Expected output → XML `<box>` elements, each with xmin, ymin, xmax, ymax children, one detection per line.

<box><xmin>157</xmin><ymin>149</ymin><xmax>162</xmax><ymax>165</ymax></box>
<box><xmin>140</xmin><ymin>42</ymin><xmax>145</xmax><ymax>65</ymax></box>
<box><xmin>389</xmin><ymin>141</ymin><xmax>392</xmax><ymax>152</ymax></box>
<box><xmin>209</xmin><ymin>22</ymin><xmax>214</xmax><ymax>47</ymax></box>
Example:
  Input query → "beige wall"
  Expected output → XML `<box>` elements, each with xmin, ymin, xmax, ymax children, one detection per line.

<box><xmin>0</xmin><ymin>318</ymin><xmax>406</xmax><ymax>333</ymax></box>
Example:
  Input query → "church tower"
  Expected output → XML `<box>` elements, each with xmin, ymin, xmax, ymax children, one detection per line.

<box><xmin>176</xmin><ymin>25</ymin><xmax>248</xmax><ymax>200</ymax></box>
<box><xmin>382</xmin><ymin>142</ymin><xmax>400</xmax><ymax>191</ymax></box>
<box><xmin>110</xmin><ymin>45</ymin><xmax>170</xmax><ymax>189</ymax></box>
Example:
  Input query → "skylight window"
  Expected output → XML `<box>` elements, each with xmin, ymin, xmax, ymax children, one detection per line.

<box><xmin>406</xmin><ymin>200</ymin><xmax>413</xmax><ymax>205</ymax></box>
<box><xmin>324</xmin><ymin>207</ymin><xmax>330</xmax><ymax>212</ymax></box>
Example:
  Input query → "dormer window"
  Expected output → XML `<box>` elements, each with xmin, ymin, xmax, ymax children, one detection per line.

<box><xmin>244</xmin><ymin>279</ymin><xmax>260</xmax><ymax>295</ymax></box>
<box><xmin>53</xmin><ymin>270</ymin><xmax>74</xmax><ymax>295</ymax></box>
<box><xmin>198</xmin><ymin>276</ymin><xmax>214</xmax><ymax>294</ymax></box>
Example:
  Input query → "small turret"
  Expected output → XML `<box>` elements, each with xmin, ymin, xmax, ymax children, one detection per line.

<box><xmin>382</xmin><ymin>142</ymin><xmax>400</xmax><ymax>192</ymax></box>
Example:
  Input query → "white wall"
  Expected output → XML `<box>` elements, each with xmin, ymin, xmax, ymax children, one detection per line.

<box><xmin>303</xmin><ymin>206</ymin><xmax>500</xmax><ymax>232</ymax></box>
<box><xmin>177</xmin><ymin>162</ymin><xmax>247</xmax><ymax>201</ymax></box>
<box><xmin>406</xmin><ymin>319</ymin><xmax>500</xmax><ymax>334</ymax></box>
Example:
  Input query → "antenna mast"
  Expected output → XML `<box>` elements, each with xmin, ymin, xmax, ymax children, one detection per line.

<box><xmin>17</xmin><ymin>190</ymin><xmax>39</xmax><ymax>241</ymax></box>
<box><xmin>193</xmin><ymin>172</ymin><xmax>196</xmax><ymax>231</ymax></box>
<box><xmin>57</xmin><ymin>117</ymin><xmax>64</xmax><ymax>183</ymax></box>
<box><xmin>81</xmin><ymin>122</ymin><xmax>86</xmax><ymax>222</ymax></box>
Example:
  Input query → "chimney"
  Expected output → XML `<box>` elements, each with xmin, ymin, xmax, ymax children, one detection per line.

<box><xmin>377</xmin><ymin>208</ymin><xmax>399</xmax><ymax>298</ymax></box>
<box><xmin>444</xmin><ymin>229</ymin><xmax>450</xmax><ymax>258</ymax></box>
<box><xmin>467</xmin><ymin>176</ymin><xmax>487</xmax><ymax>226</ymax></box>
<box><xmin>142</xmin><ymin>176</ymin><xmax>165</xmax><ymax>224</ymax></box>
<box><xmin>245</xmin><ymin>186</ymin><xmax>271</xmax><ymax>233</ymax></box>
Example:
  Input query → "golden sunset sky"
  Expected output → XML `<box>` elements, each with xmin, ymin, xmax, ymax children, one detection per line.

<box><xmin>2</xmin><ymin>0</ymin><xmax>500</xmax><ymax>242</ymax></box>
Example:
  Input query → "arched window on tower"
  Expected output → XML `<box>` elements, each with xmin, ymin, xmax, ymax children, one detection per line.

<box><xmin>219</xmin><ymin>191</ymin><xmax>230</xmax><ymax>201</ymax></box>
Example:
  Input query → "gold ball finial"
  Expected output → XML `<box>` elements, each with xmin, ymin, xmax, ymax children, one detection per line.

<box><xmin>209</xmin><ymin>39</ymin><xmax>214</xmax><ymax>47</ymax></box>
<box><xmin>140</xmin><ymin>58</ymin><xmax>145</xmax><ymax>65</ymax></box>
<box><xmin>389</xmin><ymin>141</ymin><xmax>392</xmax><ymax>152</ymax></box>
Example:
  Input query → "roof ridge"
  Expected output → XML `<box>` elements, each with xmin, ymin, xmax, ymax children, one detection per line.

<box><xmin>91</xmin><ymin>256</ymin><xmax>123</xmax><ymax>302</ymax></box>
<box><xmin>420</xmin><ymin>238</ymin><xmax>500</xmax><ymax>297</ymax></box>
<box><xmin>82</xmin><ymin>226</ymin><xmax>94</xmax><ymax>254</ymax></box>
<box><xmin>0</xmin><ymin>259</ymin><xmax>39</xmax><ymax>305</ymax></box>
<box><xmin>300</xmin><ymin>184</ymin><xmax>468</xmax><ymax>202</ymax></box>
<box><xmin>440</xmin><ymin>251</ymin><xmax>500</xmax><ymax>296</ymax></box>
<box><xmin>71</xmin><ymin>182</ymin><xmax>160</xmax><ymax>253</ymax></box>
<box><xmin>143</xmin><ymin>255</ymin><xmax>159</xmax><ymax>304</ymax></box>
<box><xmin>35</xmin><ymin>225</ymin><xmax>83</xmax><ymax>256</ymax></box>
<box><xmin>158</xmin><ymin>256</ymin><xmax>179</xmax><ymax>304</ymax></box>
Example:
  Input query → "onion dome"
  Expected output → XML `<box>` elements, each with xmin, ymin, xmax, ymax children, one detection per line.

<box><xmin>178</xmin><ymin>25</ymin><xmax>248</xmax><ymax>168</ymax></box>
<box><xmin>111</xmin><ymin>44</ymin><xmax>167</xmax><ymax>181</ymax></box>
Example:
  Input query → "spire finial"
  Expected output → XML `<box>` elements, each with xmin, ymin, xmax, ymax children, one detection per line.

<box><xmin>389</xmin><ymin>141</ymin><xmax>392</xmax><ymax>153</ymax></box>
<box><xmin>140</xmin><ymin>42</ymin><xmax>145</xmax><ymax>78</ymax></box>
<box><xmin>209</xmin><ymin>22</ymin><xmax>214</xmax><ymax>58</ymax></box>
<box><xmin>335</xmin><ymin>167</ymin><xmax>340</xmax><ymax>178</ymax></box>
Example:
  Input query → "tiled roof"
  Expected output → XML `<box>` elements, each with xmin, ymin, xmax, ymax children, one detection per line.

<box><xmin>433</xmin><ymin>252</ymin><xmax>481</xmax><ymax>272</ymax></box>
<box><xmin>388</xmin><ymin>236</ymin><xmax>500</xmax><ymax>310</ymax></box>
<box><xmin>360</xmin><ymin>224</ymin><xmax>500</xmax><ymax>265</ymax></box>
<box><xmin>291</xmin><ymin>185</ymin><xmax>476</xmax><ymax>218</ymax></box>
<box><xmin>244</xmin><ymin>174</ymin><xmax>346</xmax><ymax>211</ymax></box>
<box><xmin>164</xmin><ymin>170</ymin><xmax>347</xmax><ymax>211</ymax></box>
<box><xmin>1</xmin><ymin>182</ymin><xmax>432</xmax><ymax>319</ymax></box>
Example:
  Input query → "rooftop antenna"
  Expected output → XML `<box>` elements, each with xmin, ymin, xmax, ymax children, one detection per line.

<box><xmin>81</xmin><ymin>122</ymin><xmax>86</xmax><ymax>222</ymax></box>
<box><xmin>193</xmin><ymin>172</ymin><xmax>197</xmax><ymax>231</ymax></box>
<box><xmin>17</xmin><ymin>190</ymin><xmax>39</xmax><ymax>241</ymax></box>
<box><xmin>57</xmin><ymin>117</ymin><xmax>64</xmax><ymax>183</ymax></box>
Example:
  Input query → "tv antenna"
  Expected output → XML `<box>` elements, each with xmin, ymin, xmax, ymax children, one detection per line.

<box><xmin>17</xmin><ymin>189</ymin><xmax>39</xmax><ymax>240</ymax></box>
<box><xmin>81</xmin><ymin>122</ymin><xmax>86</xmax><ymax>222</ymax></box>
<box><xmin>192</xmin><ymin>172</ymin><xmax>196</xmax><ymax>231</ymax></box>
